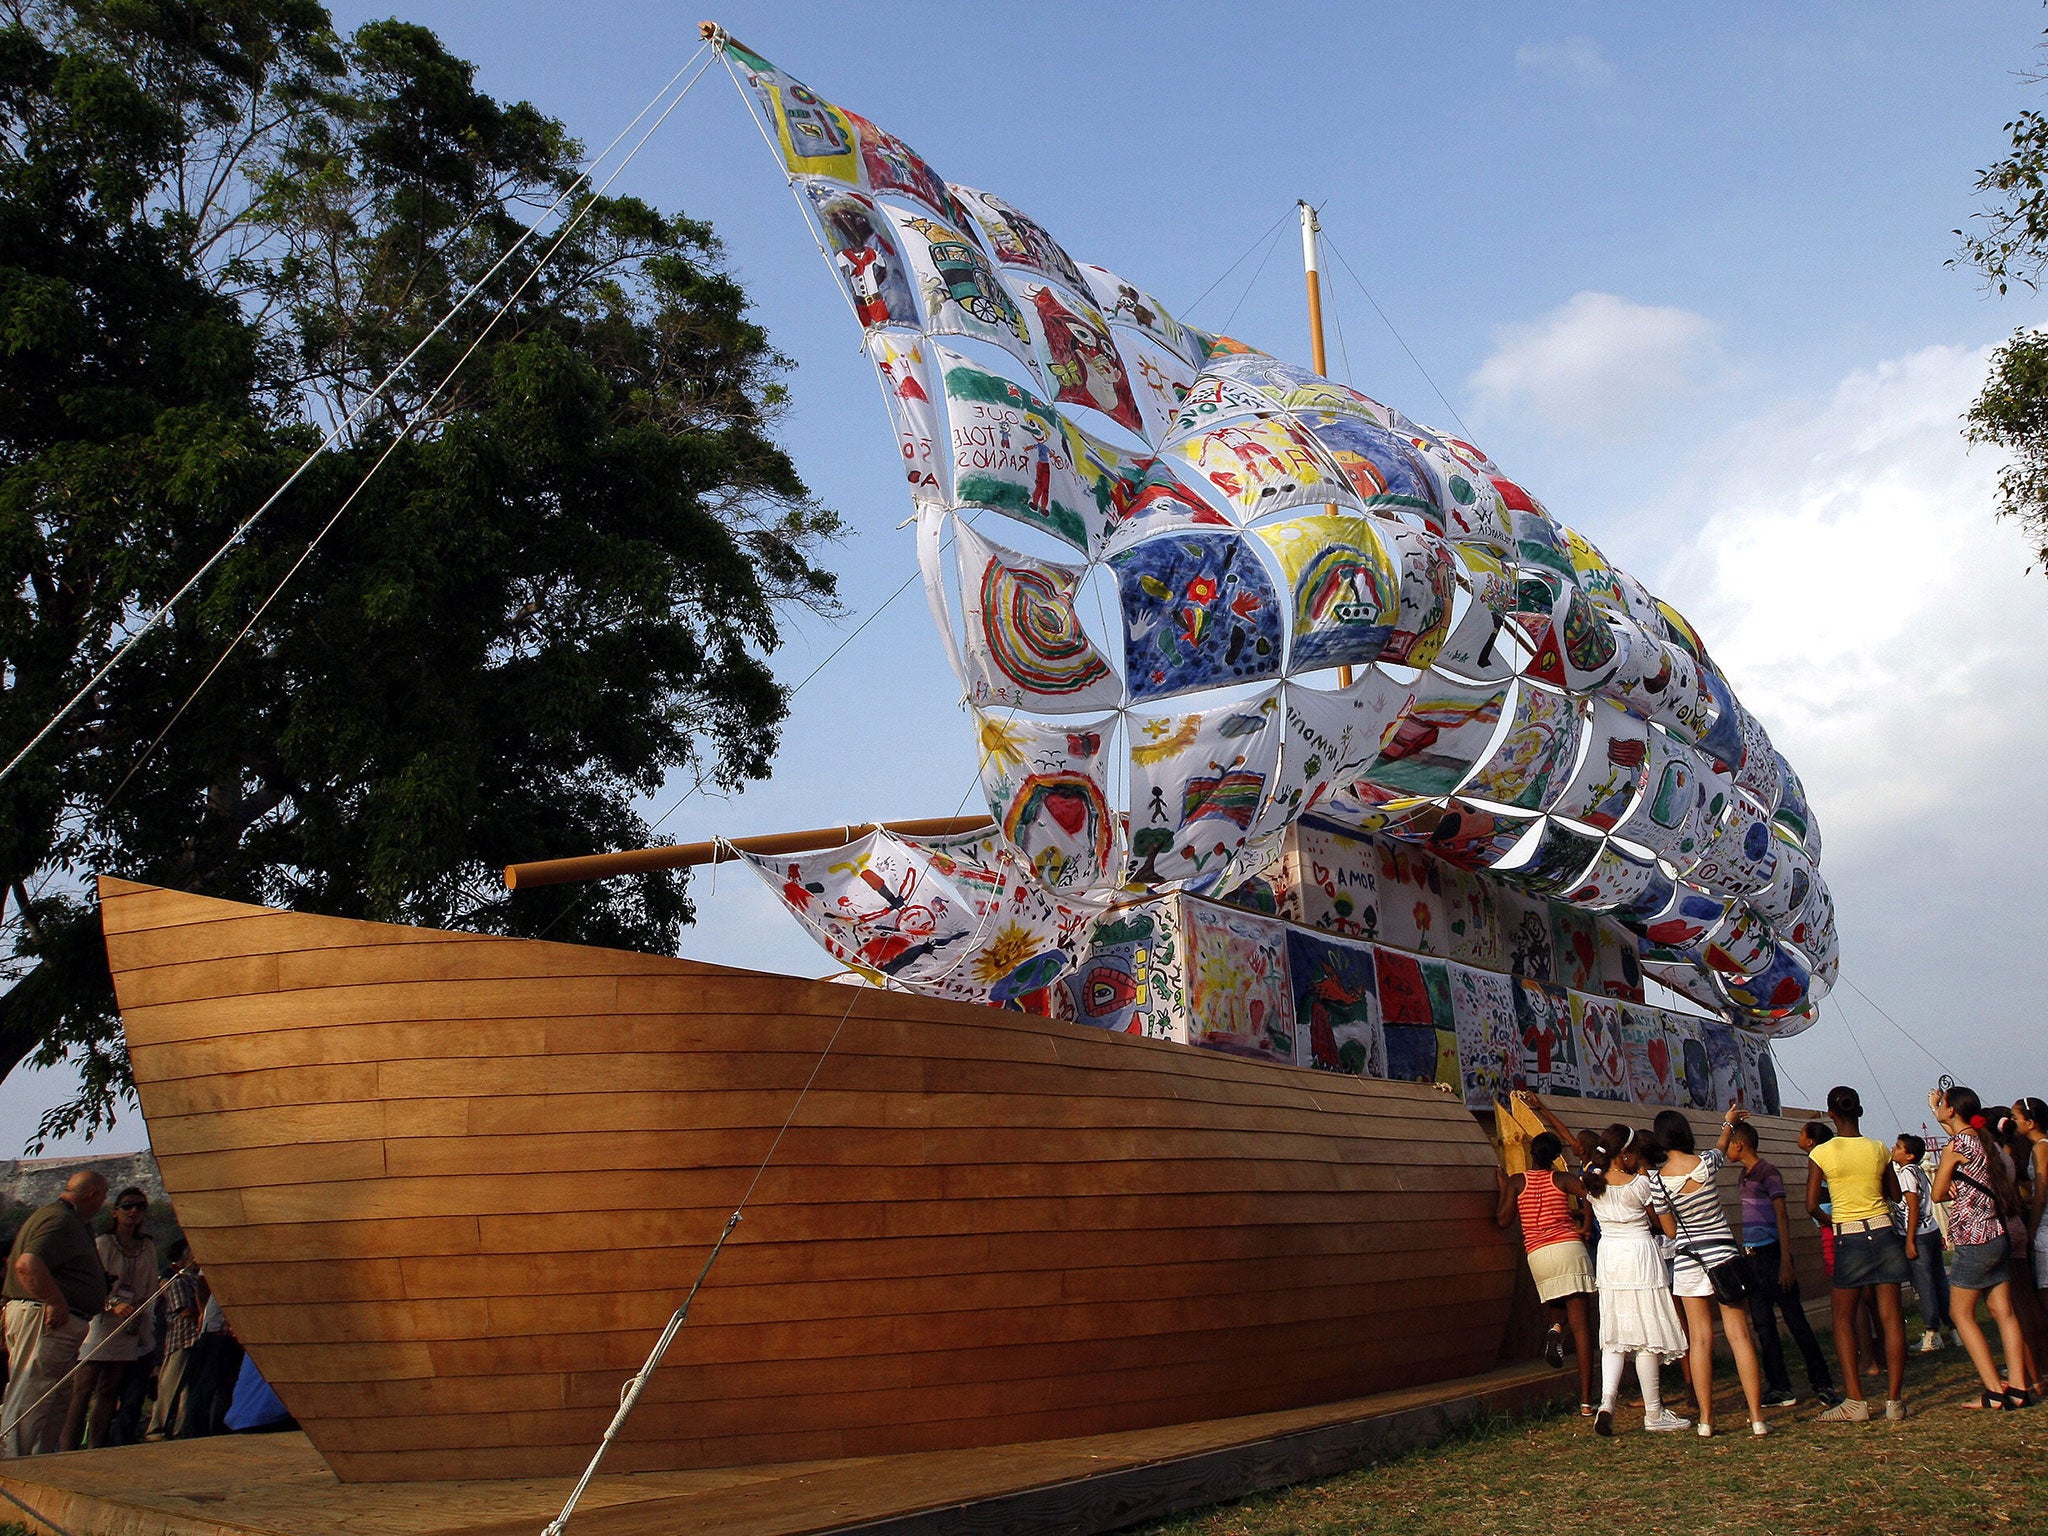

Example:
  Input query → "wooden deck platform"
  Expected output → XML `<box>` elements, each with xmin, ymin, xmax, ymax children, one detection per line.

<box><xmin>0</xmin><ymin>1360</ymin><xmax>1566</xmax><ymax>1536</ymax></box>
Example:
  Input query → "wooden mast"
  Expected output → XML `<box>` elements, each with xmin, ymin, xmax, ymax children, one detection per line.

<box><xmin>503</xmin><ymin>814</ymin><xmax>995</xmax><ymax>889</ymax></box>
<box><xmin>1298</xmin><ymin>200</ymin><xmax>1349</xmax><ymax>687</ymax></box>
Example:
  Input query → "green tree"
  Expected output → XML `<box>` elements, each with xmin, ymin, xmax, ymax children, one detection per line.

<box><xmin>0</xmin><ymin>1</ymin><xmax>840</xmax><ymax>1142</ymax></box>
<box><xmin>1957</xmin><ymin>40</ymin><xmax>2048</xmax><ymax>568</ymax></box>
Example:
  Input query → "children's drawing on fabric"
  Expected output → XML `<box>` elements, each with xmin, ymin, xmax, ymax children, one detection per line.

<box><xmin>1286</xmin><ymin>928</ymin><xmax>1383</xmax><ymax>1076</ymax></box>
<box><xmin>1462</xmin><ymin>683</ymin><xmax>1584</xmax><ymax>812</ymax></box>
<box><xmin>1119</xmin><ymin>332</ymin><xmax>1199</xmax><ymax>445</ymax></box>
<box><xmin>1510</xmin><ymin>506</ymin><xmax>1574</xmax><ymax>579</ymax></box>
<box><xmin>1077</xmin><ymin>263</ymin><xmax>1201</xmax><ymax>365</ymax></box>
<box><xmin>743</xmin><ymin>830</ymin><xmax>982</xmax><ymax>988</ymax></box>
<box><xmin>1433</xmin><ymin>545</ymin><xmax>1520</xmax><ymax>684</ymax></box>
<box><xmin>1700</xmin><ymin>905</ymin><xmax>1774</xmax><ymax>977</ymax></box>
<box><xmin>1688</xmin><ymin>790</ymin><xmax>1779</xmax><ymax>896</ymax></box>
<box><xmin>1771</xmin><ymin>754</ymin><xmax>1817</xmax><ymax>850</ymax></box>
<box><xmin>1110</xmin><ymin>531</ymin><xmax>1282</xmax><ymax>701</ymax></box>
<box><xmin>1620</xmin><ymin>1004</ymin><xmax>1678</xmax><ymax>1105</ymax></box>
<box><xmin>949</xmin><ymin>184</ymin><xmax>1089</xmax><ymax>292</ymax></box>
<box><xmin>938</xmin><ymin>345</ymin><xmax>1092</xmax><ymax>548</ymax></box>
<box><xmin>1164</xmin><ymin>373</ymin><xmax>1272</xmax><ymax>440</ymax></box>
<box><xmin>1739</xmin><ymin>1033</ymin><xmax>1781</xmax><ymax>1116</ymax></box>
<box><xmin>1613</xmin><ymin>727</ymin><xmax>1705</xmax><ymax>863</ymax></box>
<box><xmin>884</xmin><ymin>205</ymin><xmax>1038</xmax><ymax>372</ymax></box>
<box><xmin>1720</xmin><ymin>945</ymin><xmax>1814</xmax><ymax>1018</ymax></box>
<box><xmin>1401</xmin><ymin>422</ymin><xmax>1511</xmax><ymax>548</ymax></box>
<box><xmin>1512</xmin><ymin>978</ymin><xmax>1581</xmax><ymax>1096</ymax></box>
<box><xmin>1550</xmin><ymin>903</ymin><xmax>1601</xmax><ymax>994</ymax></box>
<box><xmin>1012</xmin><ymin>279</ymin><xmax>1144</xmax><ymax>434</ymax></box>
<box><xmin>1292</xmin><ymin>818</ymin><xmax>1382</xmax><ymax>939</ymax></box>
<box><xmin>1380</xmin><ymin>526</ymin><xmax>1457</xmax><ymax>668</ymax></box>
<box><xmin>1373</xmin><ymin>838</ymin><xmax>1446</xmax><ymax>955</ymax></box>
<box><xmin>1376</xmin><ymin>949</ymin><xmax>1454</xmax><ymax>1086</ymax></box>
<box><xmin>1164</xmin><ymin>416</ymin><xmax>1354</xmax><ymax>521</ymax></box>
<box><xmin>1645</xmin><ymin>641</ymin><xmax>1712</xmax><ymax>743</ymax></box>
<box><xmin>1449</xmin><ymin>963</ymin><xmax>1518</xmax><ymax>1108</ymax></box>
<box><xmin>1185</xmin><ymin>900</ymin><xmax>1295</xmax><ymax>1064</ymax></box>
<box><xmin>1381</xmin><ymin>798</ymin><xmax>1533</xmax><ymax>872</ymax></box>
<box><xmin>975</xmin><ymin>710</ymin><xmax>1119</xmax><ymax>895</ymax></box>
<box><xmin>801</xmin><ymin>181</ymin><xmax>918</xmax><ymax>328</ymax></box>
<box><xmin>1211</xmin><ymin>354</ymin><xmax>1391</xmax><ymax>423</ymax></box>
<box><xmin>1356</xmin><ymin>679</ymin><xmax>1507</xmax><ymax>798</ymax></box>
<box><xmin>1057</xmin><ymin>908</ymin><xmax>1158</xmax><ymax>1033</ymax></box>
<box><xmin>1086</xmin><ymin>441</ymin><xmax>1231</xmax><ymax>558</ymax></box>
<box><xmin>952</xmin><ymin>521</ymin><xmax>1120</xmax><ymax>714</ymax></box>
<box><xmin>1595</xmin><ymin>917</ymin><xmax>1645</xmax><ymax>1001</ymax></box>
<box><xmin>1572</xmin><ymin>994</ymin><xmax>1629</xmax><ymax>1101</ymax></box>
<box><xmin>1638</xmin><ymin>888</ymin><xmax>1730</xmax><ymax>954</ymax></box>
<box><xmin>1440</xmin><ymin>865</ymin><xmax>1503</xmax><ymax>968</ymax></box>
<box><xmin>905</xmin><ymin>826</ymin><xmax>1072</xmax><ymax>1009</ymax></box>
<box><xmin>1662</xmin><ymin>1011</ymin><xmax>1715</xmax><ymax>1109</ymax></box>
<box><xmin>1548</xmin><ymin>699</ymin><xmax>1648</xmax><ymax>831</ymax></box>
<box><xmin>846</xmin><ymin>107</ymin><xmax>964</xmax><ymax>224</ymax></box>
<box><xmin>1125</xmin><ymin>691</ymin><xmax>1282</xmax><ymax>890</ymax></box>
<box><xmin>1500</xmin><ymin>886</ymin><xmax>1556</xmax><ymax>981</ymax></box>
<box><xmin>1556</xmin><ymin>583</ymin><xmax>1621</xmax><ymax>691</ymax></box>
<box><xmin>1214</xmin><ymin>827</ymin><xmax>1294</xmax><ymax>917</ymax></box>
<box><xmin>1297</xmin><ymin>413</ymin><xmax>1438</xmax><ymax>519</ymax></box>
<box><xmin>730</xmin><ymin>42</ymin><xmax>862</xmax><ymax>184</ymax></box>
<box><xmin>1732</xmin><ymin>706</ymin><xmax>1782</xmax><ymax>806</ymax></box>
<box><xmin>1255</xmin><ymin>513</ymin><xmax>1398</xmax><ymax>675</ymax></box>
<box><xmin>867</xmin><ymin>332</ymin><xmax>943</xmax><ymax>504</ymax></box>
<box><xmin>1500</xmin><ymin>822</ymin><xmax>1601</xmax><ymax>899</ymax></box>
<box><xmin>1702</xmin><ymin>1020</ymin><xmax>1743</xmax><ymax>1108</ymax></box>
<box><xmin>1263</xmin><ymin>674</ymin><xmax>1413</xmax><ymax>831</ymax></box>
<box><xmin>1562</xmin><ymin>527</ymin><xmax>1624</xmax><ymax>610</ymax></box>
<box><xmin>1559</xmin><ymin>843</ymin><xmax>1660</xmax><ymax>912</ymax></box>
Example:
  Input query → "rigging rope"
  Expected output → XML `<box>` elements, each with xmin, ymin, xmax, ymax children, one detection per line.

<box><xmin>1838</xmin><ymin>974</ymin><xmax>1950</xmax><ymax>1075</ymax></box>
<box><xmin>1831</xmin><ymin>995</ymin><xmax>1904</xmax><ymax>1131</ymax></box>
<box><xmin>1321</xmin><ymin>233</ymin><xmax>1476</xmax><ymax>443</ymax></box>
<box><xmin>1178</xmin><ymin>204</ymin><xmax>1295</xmax><ymax>322</ymax></box>
<box><xmin>0</xmin><ymin>42</ymin><xmax>714</xmax><ymax>795</ymax></box>
<box><xmin>108</xmin><ymin>47</ymin><xmax>722</xmax><ymax>805</ymax></box>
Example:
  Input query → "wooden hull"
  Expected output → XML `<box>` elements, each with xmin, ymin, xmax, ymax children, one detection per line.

<box><xmin>97</xmin><ymin>879</ymin><xmax>1817</xmax><ymax>1484</ymax></box>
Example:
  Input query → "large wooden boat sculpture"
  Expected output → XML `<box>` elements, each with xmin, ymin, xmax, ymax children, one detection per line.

<box><xmin>95</xmin><ymin>23</ymin><xmax>1842</xmax><ymax>1488</ymax></box>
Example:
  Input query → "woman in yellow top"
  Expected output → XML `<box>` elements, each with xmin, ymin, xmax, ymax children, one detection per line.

<box><xmin>1804</xmin><ymin>1085</ymin><xmax>1908</xmax><ymax>1422</ymax></box>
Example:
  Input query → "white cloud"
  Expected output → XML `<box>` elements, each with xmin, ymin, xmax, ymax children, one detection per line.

<box><xmin>1469</xmin><ymin>292</ymin><xmax>1726</xmax><ymax>437</ymax></box>
<box><xmin>1648</xmin><ymin>341</ymin><xmax>2048</xmax><ymax>1114</ymax></box>
<box><xmin>1515</xmin><ymin>38</ymin><xmax>1615</xmax><ymax>87</ymax></box>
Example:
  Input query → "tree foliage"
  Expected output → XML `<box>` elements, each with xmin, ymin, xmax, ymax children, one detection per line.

<box><xmin>0</xmin><ymin>1</ymin><xmax>840</xmax><ymax>1142</ymax></box>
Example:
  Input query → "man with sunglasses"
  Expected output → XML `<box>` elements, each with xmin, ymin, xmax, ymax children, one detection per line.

<box><xmin>0</xmin><ymin>1171</ymin><xmax>108</xmax><ymax>1456</ymax></box>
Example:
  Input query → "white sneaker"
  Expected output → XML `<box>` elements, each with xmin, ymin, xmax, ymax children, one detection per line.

<box><xmin>1696</xmin><ymin>1421</ymin><xmax>1715</xmax><ymax>1437</ymax></box>
<box><xmin>1644</xmin><ymin>1410</ymin><xmax>1691</xmax><ymax>1432</ymax></box>
<box><xmin>1885</xmin><ymin>1399</ymin><xmax>1907</xmax><ymax>1421</ymax></box>
<box><xmin>1752</xmin><ymin>1420</ymin><xmax>1770</xmax><ymax>1436</ymax></box>
<box><xmin>1919</xmin><ymin>1330</ymin><xmax>1943</xmax><ymax>1354</ymax></box>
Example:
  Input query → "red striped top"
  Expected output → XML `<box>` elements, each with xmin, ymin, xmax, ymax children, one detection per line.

<box><xmin>1517</xmin><ymin>1168</ymin><xmax>1581</xmax><ymax>1254</ymax></box>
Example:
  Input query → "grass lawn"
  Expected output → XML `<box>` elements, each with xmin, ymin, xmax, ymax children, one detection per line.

<box><xmin>1145</xmin><ymin>1327</ymin><xmax>2046</xmax><ymax>1536</ymax></box>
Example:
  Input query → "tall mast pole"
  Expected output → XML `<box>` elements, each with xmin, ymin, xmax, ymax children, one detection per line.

<box><xmin>1299</xmin><ymin>201</ymin><xmax>1351</xmax><ymax>685</ymax></box>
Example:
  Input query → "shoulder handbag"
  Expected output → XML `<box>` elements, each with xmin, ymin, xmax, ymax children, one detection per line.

<box><xmin>1655</xmin><ymin>1170</ymin><xmax>1755</xmax><ymax>1305</ymax></box>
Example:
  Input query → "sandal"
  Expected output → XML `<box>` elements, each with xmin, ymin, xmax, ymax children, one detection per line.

<box><xmin>1580</xmin><ymin>1402</ymin><xmax>1596</xmax><ymax>1417</ymax></box>
<box><xmin>1962</xmin><ymin>1390</ymin><xmax>2012</xmax><ymax>1410</ymax></box>
<box><xmin>2004</xmin><ymin>1386</ymin><xmax>2035</xmax><ymax>1410</ymax></box>
<box><xmin>1544</xmin><ymin>1325</ymin><xmax>1565</xmax><ymax>1370</ymax></box>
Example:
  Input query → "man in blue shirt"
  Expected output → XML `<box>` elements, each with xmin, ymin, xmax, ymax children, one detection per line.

<box><xmin>1730</xmin><ymin>1120</ymin><xmax>1840</xmax><ymax>1407</ymax></box>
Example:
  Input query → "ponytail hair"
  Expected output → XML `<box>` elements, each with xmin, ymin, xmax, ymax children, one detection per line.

<box><xmin>2015</xmin><ymin>1096</ymin><xmax>2048</xmax><ymax>1133</ymax></box>
<box><xmin>1943</xmin><ymin>1084</ymin><xmax>1984</xmax><ymax>1126</ymax></box>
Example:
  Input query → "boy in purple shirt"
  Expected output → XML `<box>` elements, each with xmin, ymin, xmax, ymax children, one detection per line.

<box><xmin>1730</xmin><ymin>1119</ymin><xmax>1840</xmax><ymax>1406</ymax></box>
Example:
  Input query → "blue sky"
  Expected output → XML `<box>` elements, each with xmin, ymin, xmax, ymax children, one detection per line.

<box><xmin>11</xmin><ymin>0</ymin><xmax>2047</xmax><ymax>1152</ymax></box>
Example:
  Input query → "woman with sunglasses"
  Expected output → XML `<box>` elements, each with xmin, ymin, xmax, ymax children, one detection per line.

<box><xmin>61</xmin><ymin>1187</ymin><xmax>157</xmax><ymax>1448</ymax></box>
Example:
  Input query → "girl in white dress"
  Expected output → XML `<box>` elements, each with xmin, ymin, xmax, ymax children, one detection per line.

<box><xmin>1583</xmin><ymin>1127</ymin><xmax>1691</xmax><ymax>1435</ymax></box>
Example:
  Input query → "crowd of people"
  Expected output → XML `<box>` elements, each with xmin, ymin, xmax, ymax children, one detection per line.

<box><xmin>1496</xmin><ymin>1083</ymin><xmax>2048</xmax><ymax>1436</ymax></box>
<box><xmin>0</xmin><ymin>1171</ymin><xmax>281</xmax><ymax>1457</ymax></box>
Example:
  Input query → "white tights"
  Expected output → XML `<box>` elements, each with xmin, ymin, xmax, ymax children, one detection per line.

<box><xmin>1600</xmin><ymin>1348</ymin><xmax>1666</xmax><ymax>1415</ymax></box>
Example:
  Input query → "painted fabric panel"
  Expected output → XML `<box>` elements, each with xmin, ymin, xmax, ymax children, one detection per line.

<box><xmin>1078</xmin><ymin>264</ymin><xmax>1201</xmax><ymax>364</ymax></box>
<box><xmin>1549</xmin><ymin>698</ymin><xmax>1649</xmax><ymax>831</ymax></box>
<box><xmin>1256</xmin><ymin>513</ymin><xmax>1399</xmax><ymax>675</ymax></box>
<box><xmin>938</xmin><ymin>345</ymin><xmax>1095</xmax><ymax>549</ymax></box>
<box><xmin>1261</xmin><ymin>674</ymin><xmax>1412</xmax><ymax>831</ymax></box>
<box><xmin>1287</xmin><ymin>927</ymin><xmax>1384</xmax><ymax>1076</ymax></box>
<box><xmin>1293</xmin><ymin>818</ymin><xmax>1383</xmax><ymax>940</ymax></box>
<box><xmin>1125</xmin><ymin>691</ymin><xmax>1284</xmax><ymax>890</ymax></box>
<box><xmin>1164</xmin><ymin>416</ymin><xmax>1355</xmax><ymax>521</ymax></box>
<box><xmin>1498</xmin><ymin>822</ymin><xmax>1602</xmax><ymax>898</ymax></box>
<box><xmin>1441</xmin><ymin>865</ymin><xmax>1504</xmax><ymax>968</ymax></box>
<box><xmin>1376</xmin><ymin>949</ymin><xmax>1459</xmax><ymax>1089</ymax></box>
<box><xmin>1450</xmin><ymin>963</ymin><xmax>1519</xmax><ymax>1109</ymax></box>
<box><xmin>1380</xmin><ymin>526</ymin><xmax>1458</xmax><ymax>669</ymax></box>
<box><xmin>1637</xmin><ymin>887</ymin><xmax>1731</xmax><ymax>951</ymax></box>
<box><xmin>1573</xmin><ymin>993</ymin><xmax>1630</xmax><ymax>1101</ymax></box>
<box><xmin>1663</xmin><ymin>1010</ymin><xmax>1715</xmax><ymax>1109</ymax></box>
<box><xmin>1703</xmin><ymin>1020</ymin><xmax>1743</xmax><ymax>1108</ymax></box>
<box><xmin>975</xmin><ymin>710</ymin><xmax>1120</xmax><ymax>896</ymax></box>
<box><xmin>744</xmin><ymin>830</ymin><xmax>980</xmax><ymax>987</ymax></box>
<box><xmin>1596</xmin><ymin>917</ymin><xmax>1645</xmax><ymax>1000</ymax></box>
<box><xmin>1012</xmin><ymin>278</ymin><xmax>1144</xmax><ymax>433</ymax></box>
<box><xmin>1058</xmin><ymin>906</ymin><xmax>1160</xmax><ymax>1033</ymax></box>
<box><xmin>1374</xmin><ymin>838</ymin><xmax>1448</xmax><ymax>956</ymax></box>
<box><xmin>1500</xmin><ymin>885</ymin><xmax>1559</xmax><ymax>981</ymax></box>
<box><xmin>868</xmin><ymin>332</ymin><xmax>945</xmax><ymax>505</ymax></box>
<box><xmin>1613</xmin><ymin>728</ymin><xmax>1707</xmax><ymax>863</ymax></box>
<box><xmin>1688</xmin><ymin>790</ymin><xmax>1780</xmax><ymax>896</ymax></box>
<box><xmin>802</xmin><ymin>180</ymin><xmax>919</xmax><ymax>328</ymax></box>
<box><xmin>1462</xmin><ymin>682</ymin><xmax>1585</xmax><ymax>812</ymax></box>
<box><xmin>1513</xmin><ymin>978</ymin><xmax>1581</xmax><ymax>1096</ymax></box>
<box><xmin>1719</xmin><ymin>943</ymin><xmax>1814</xmax><ymax>1020</ymax></box>
<box><xmin>1401</xmin><ymin>424</ymin><xmax>1510</xmax><ymax>548</ymax></box>
<box><xmin>949</xmin><ymin>184</ymin><xmax>1088</xmax><ymax>292</ymax></box>
<box><xmin>1621</xmin><ymin>1003</ymin><xmax>1679</xmax><ymax>1105</ymax></box>
<box><xmin>729</xmin><ymin>42</ymin><xmax>862</xmax><ymax>184</ymax></box>
<box><xmin>1120</xmin><ymin>332</ymin><xmax>1200</xmax><ymax>446</ymax></box>
<box><xmin>1433</xmin><ymin>545</ymin><xmax>1520</xmax><ymax>684</ymax></box>
<box><xmin>1090</xmin><ymin>446</ymin><xmax>1232</xmax><ymax>557</ymax></box>
<box><xmin>904</xmin><ymin>827</ymin><xmax>1075</xmax><ymax>1007</ymax></box>
<box><xmin>1356</xmin><ymin>677</ymin><xmax>1508</xmax><ymax>797</ymax></box>
<box><xmin>1111</xmin><ymin>531</ymin><xmax>1283</xmax><ymax>701</ymax></box>
<box><xmin>1552</xmin><ymin>902</ymin><xmax>1602</xmax><ymax>994</ymax></box>
<box><xmin>953</xmin><ymin>521</ymin><xmax>1119</xmax><ymax>713</ymax></box>
<box><xmin>1297</xmin><ymin>413</ymin><xmax>1439</xmax><ymax>519</ymax></box>
<box><xmin>1381</xmin><ymin>797</ymin><xmax>1535</xmax><ymax>872</ymax></box>
<box><xmin>1185</xmin><ymin>900</ymin><xmax>1296</xmax><ymax>1064</ymax></box>
<box><xmin>884</xmin><ymin>205</ymin><xmax>1040</xmax><ymax>373</ymax></box>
